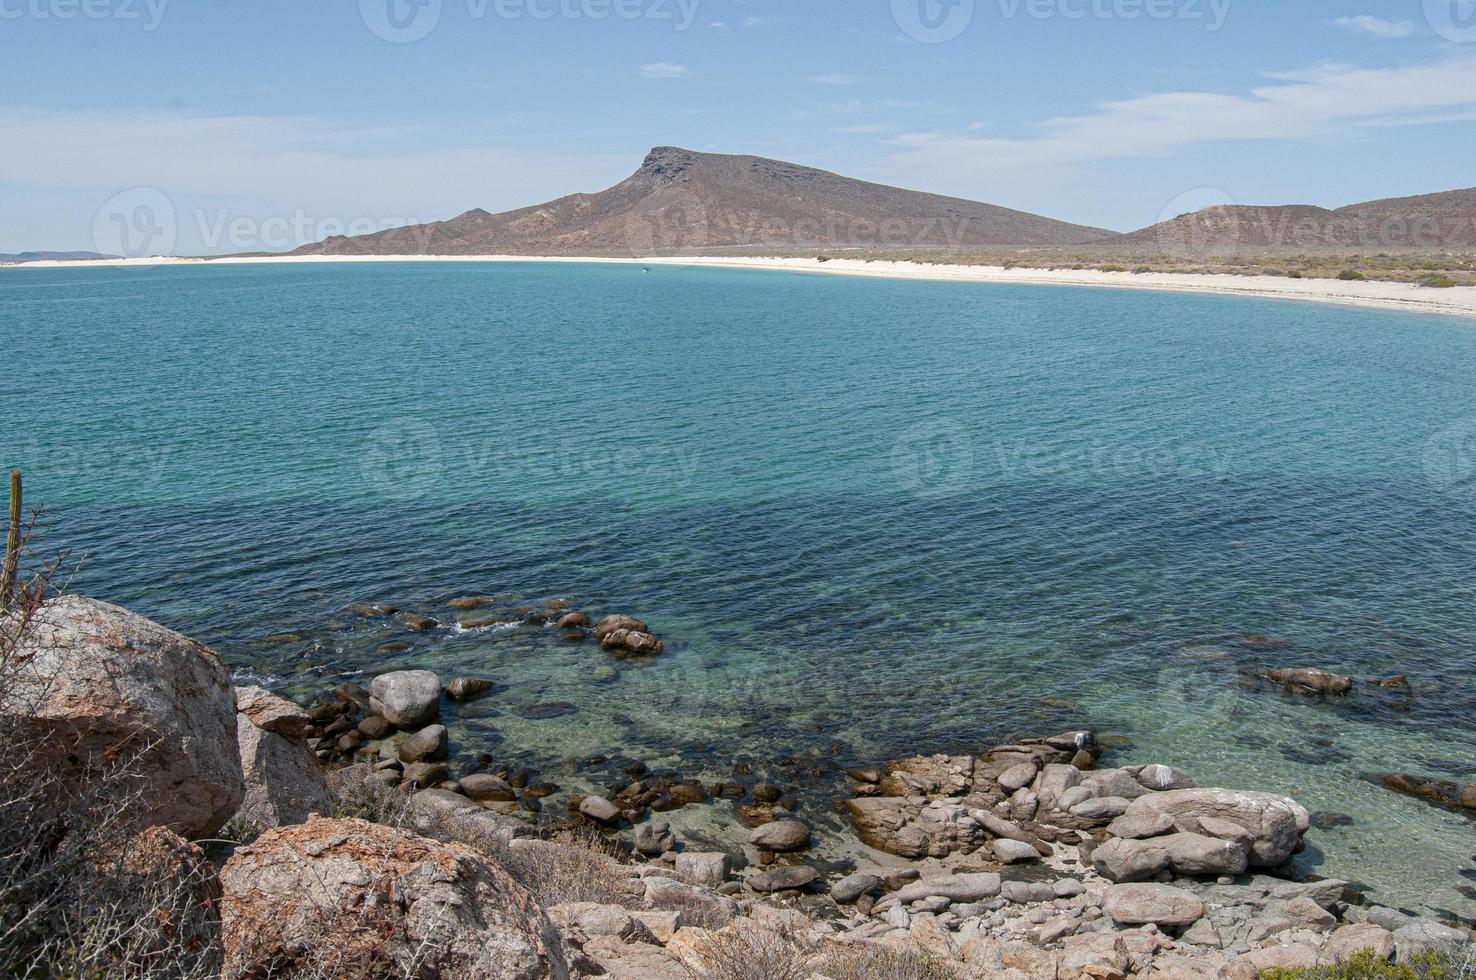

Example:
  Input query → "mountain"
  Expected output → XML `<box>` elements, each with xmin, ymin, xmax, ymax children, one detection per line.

<box><xmin>0</xmin><ymin>251</ymin><xmax>115</xmax><ymax>263</ymax></box>
<box><xmin>1101</xmin><ymin>188</ymin><xmax>1476</xmax><ymax>256</ymax></box>
<box><xmin>291</xmin><ymin>146</ymin><xmax>1117</xmax><ymax>257</ymax></box>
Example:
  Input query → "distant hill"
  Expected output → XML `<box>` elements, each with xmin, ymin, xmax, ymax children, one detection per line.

<box><xmin>291</xmin><ymin>146</ymin><xmax>1118</xmax><ymax>257</ymax></box>
<box><xmin>1100</xmin><ymin>188</ymin><xmax>1476</xmax><ymax>256</ymax></box>
<box><xmin>0</xmin><ymin>251</ymin><xmax>116</xmax><ymax>264</ymax></box>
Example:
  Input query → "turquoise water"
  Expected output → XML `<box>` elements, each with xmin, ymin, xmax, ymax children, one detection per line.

<box><xmin>4</xmin><ymin>261</ymin><xmax>1475</xmax><ymax>918</ymax></box>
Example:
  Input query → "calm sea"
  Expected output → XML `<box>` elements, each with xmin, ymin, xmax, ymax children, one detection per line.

<box><xmin>4</xmin><ymin>260</ymin><xmax>1474</xmax><ymax>918</ymax></box>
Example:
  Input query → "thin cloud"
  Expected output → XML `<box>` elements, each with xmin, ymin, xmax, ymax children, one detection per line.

<box><xmin>884</xmin><ymin>56</ymin><xmax>1476</xmax><ymax>191</ymax></box>
<box><xmin>809</xmin><ymin>73</ymin><xmax>864</xmax><ymax>85</ymax></box>
<box><xmin>1332</xmin><ymin>15</ymin><xmax>1415</xmax><ymax>39</ymax></box>
<box><xmin>638</xmin><ymin>63</ymin><xmax>692</xmax><ymax>79</ymax></box>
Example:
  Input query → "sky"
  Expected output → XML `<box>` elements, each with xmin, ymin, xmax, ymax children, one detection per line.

<box><xmin>4</xmin><ymin>0</ymin><xmax>1476</xmax><ymax>254</ymax></box>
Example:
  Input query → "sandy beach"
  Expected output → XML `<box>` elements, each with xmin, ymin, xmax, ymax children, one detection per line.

<box><xmin>8</xmin><ymin>252</ymin><xmax>1476</xmax><ymax>319</ymax></box>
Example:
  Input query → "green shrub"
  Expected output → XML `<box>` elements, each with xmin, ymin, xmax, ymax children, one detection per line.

<box><xmin>1419</xmin><ymin>274</ymin><xmax>1458</xmax><ymax>288</ymax></box>
<box><xmin>1261</xmin><ymin>947</ymin><xmax>1475</xmax><ymax>979</ymax></box>
<box><xmin>1099</xmin><ymin>264</ymin><xmax>1127</xmax><ymax>273</ymax></box>
<box><xmin>1337</xmin><ymin>269</ymin><xmax>1368</xmax><ymax>281</ymax></box>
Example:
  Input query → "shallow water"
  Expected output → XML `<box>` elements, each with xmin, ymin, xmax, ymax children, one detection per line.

<box><xmin>4</xmin><ymin>260</ymin><xmax>1474</xmax><ymax>918</ymax></box>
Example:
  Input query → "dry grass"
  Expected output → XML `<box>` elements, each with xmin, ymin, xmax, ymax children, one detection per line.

<box><xmin>818</xmin><ymin>942</ymin><xmax>964</xmax><ymax>980</ymax></box>
<box><xmin>0</xmin><ymin>525</ymin><xmax>222</xmax><ymax>978</ymax></box>
<box><xmin>684</xmin><ymin>919</ymin><xmax>818</xmax><ymax>980</ymax></box>
<box><xmin>485</xmin><ymin>830</ymin><xmax>633</xmax><ymax>908</ymax></box>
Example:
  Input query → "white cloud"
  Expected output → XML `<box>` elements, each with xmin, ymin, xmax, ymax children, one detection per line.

<box><xmin>808</xmin><ymin>73</ymin><xmax>863</xmax><ymax>85</ymax></box>
<box><xmin>638</xmin><ymin>62</ymin><xmax>692</xmax><ymax>79</ymax></box>
<box><xmin>1332</xmin><ymin>15</ymin><xmax>1415</xmax><ymax>38</ymax></box>
<box><xmin>0</xmin><ymin>108</ymin><xmax>630</xmax><ymax>253</ymax></box>
<box><xmin>882</xmin><ymin>56</ymin><xmax>1476</xmax><ymax>192</ymax></box>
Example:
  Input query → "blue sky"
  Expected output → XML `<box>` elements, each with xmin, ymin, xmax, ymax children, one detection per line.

<box><xmin>4</xmin><ymin>0</ymin><xmax>1476</xmax><ymax>253</ymax></box>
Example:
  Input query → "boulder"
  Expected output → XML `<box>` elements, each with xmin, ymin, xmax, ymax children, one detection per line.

<box><xmin>634</xmin><ymin>820</ymin><xmax>677</xmax><ymax>857</ymax></box>
<box><xmin>234</xmin><ymin>689</ymin><xmax>331</xmax><ymax>829</ymax></box>
<box><xmin>395</xmin><ymin>612</ymin><xmax>438</xmax><ymax>632</ymax></box>
<box><xmin>747</xmin><ymin>865</ymin><xmax>819</xmax><ymax>893</ymax></box>
<box><xmin>1133</xmin><ymin>764</ymin><xmax>1198</xmax><ymax>792</ymax></box>
<box><xmin>398</xmin><ymin>724</ymin><xmax>449</xmax><ymax>763</ymax></box>
<box><xmin>749</xmin><ymin>819</ymin><xmax>810</xmax><ymax>852</ymax></box>
<box><xmin>842</xmin><ymin>796</ymin><xmax>984</xmax><ymax>858</ymax></box>
<box><xmin>1114</xmin><ymin>788</ymin><xmax>1309</xmax><ymax>866</ymax></box>
<box><xmin>1392</xmin><ymin>919</ymin><xmax>1470</xmax><ymax>958</ymax></box>
<box><xmin>593</xmin><ymin>615</ymin><xmax>646</xmax><ymax>641</ymax></box>
<box><xmin>831</xmin><ymin>872</ymin><xmax>884</xmax><ymax>904</ymax></box>
<box><xmin>1264</xmin><ymin>667</ymin><xmax>1353</xmax><ymax>694</ymax></box>
<box><xmin>220</xmin><ymin>816</ymin><xmax>568</xmax><ymax>978</ymax></box>
<box><xmin>993</xmin><ymin>838</ymin><xmax>1040</xmax><ymax>864</ymax></box>
<box><xmin>1104</xmin><ymin>883</ymin><xmax>1206</xmax><ymax>927</ymax></box>
<box><xmin>460</xmin><ymin>773</ymin><xmax>517</xmax><ymax>803</ymax></box>
<box><xmin>1093</xmin><ymin>833</ymin><xmax>1248</xmax><ymax>881</ymax></box>
<box><xmin>675</xmin><ymin>852</ymin><xmax>731</xmax><ymax>888</ymax></box>
<box><xmin>6</xmin><ymin>596</ymin><xmax>244</xmax><ymax>838</ymax></box>
<box><xmin>370</xmin><ymin>670</ymin><xmax>441</xmax><ymax>727</ymax></box>
<box><xmin>235</xmin><ymin>685</ymin><xmax>310</xmax><ymax>739</ymax></box>
<box><xmin>998</xmin><ymin>762</ymin><xmax>1039</xmax><ymax>792</ymax></box>
<box><xmin>556</xmin><ymin>612</ymin><xmax>589</xmax><ymax>630</ymax></box>
<box><xmin>1319</xmin><ymin>923</ymin><xmax>1396</xmax><ymax>964</ymax></box>
<box><xmin>886</xmin><ymin>873</ymin><xmax>1001</xmax><ymax>906</ymax></box>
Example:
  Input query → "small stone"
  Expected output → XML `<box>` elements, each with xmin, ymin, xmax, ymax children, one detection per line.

<box><xmin>459</xmin><ymin>773</ymin><xmax>516</xmax><ymax>803</ymax></box>
<box><xmin>993</xmin><ymin>839</ymin><xmax>1040</xmax><ymax>864</ymax></box>
<box><xmin>579</xmin><ymin>796</ymin><xmax>622</xmax><ymax>826</ymax></box>
<box><xmin>634</xmin><ymin>821</ymin><xmax>677</xmax><ymax>857</ymax></box>
<box><xmin>557</xmin><ymin>612</ymin><xmax>590</xmax><ymax>629</ymax></box>
<box><xmin>401</xmin><ymin>762</ymin><xmax>449</xmax><ymax>788</ymax></box>
<box><xmin>445</xmin><ymin>678</ymin><xmax>495</xmax><ymax>702</ymax></box>
<box><xmin>752</xmin><ymin>782</ymin><xmax>782</xmax><ymax>803</ymax></box>
<box><xmin>1053</xmin><ymin>878</ymin><xmax>1085</xmax><ymax>898</ymax></box>
<box><xmin>356</xmin><ymin>716</ymin><xmax>391</xmax><ymax>739</ymax></box>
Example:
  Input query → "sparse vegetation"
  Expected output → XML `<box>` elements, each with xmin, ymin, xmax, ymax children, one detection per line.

<box><xmin>1338</xmin><ymin>269</ymin><xmax>1368</xmax><ymax>280</ymax></box>
<box><xmin>1419</xmin><ymin>273</ymin><xmax>1458</xmax><ymax>288</ymax></box>
<box><xmin>485</xmin><ymin>831</ymin><xmax>633</xmax><ymax>908</ymax></box>
<box><xmin>1261</xmin><ymin>947</ymin><xmax>1476</xmax><ymax>979</ymax></box>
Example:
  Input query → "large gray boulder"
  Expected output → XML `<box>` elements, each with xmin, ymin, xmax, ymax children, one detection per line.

<box><xmin>370</xmin><ymin>670</ymin><xmax>441</xmax><ymax>727</ymax></box>
<box><xmin>1093</xmin><ymin>832</ymin><xmax>1248</xmax><ymax>881</ymax></box>
<box><xmin>233</xmin><ymin>686</ymin><xmax>331</xmax><ymax>829</ymax></box>
<box><xmin>220</xmin><ymin>816</ymin><xmax>569</xmax><ymax>979</ymax></box>
<box><xmin>1104</xmin><ymin>883</ymin><xmax>1206</xmax><ymax>927</ymax></box>
<box><xmin>1112</xmin><ymin>788</ymin><xmax>1309</xmax><ymax>866</ymax></box>
<box><xmin>7</xmin><ymin>596</ymin><xmax>244</xmax><ymax>838</ymax></box>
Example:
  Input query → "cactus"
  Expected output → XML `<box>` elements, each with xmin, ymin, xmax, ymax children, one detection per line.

<box><xmin>1</xmin><ymin>469</ymin><xmax>18</xmax><ymax>610</ymax></box>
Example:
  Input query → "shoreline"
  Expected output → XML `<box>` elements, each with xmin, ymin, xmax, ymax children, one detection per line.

<box><xmin>7</xmin><ymin>251</ymin><xmax>1476</xmax><ymax>319</ymax></box>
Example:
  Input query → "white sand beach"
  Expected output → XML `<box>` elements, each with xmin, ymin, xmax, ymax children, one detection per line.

<box><xmin>8</xmin><ymin>252</ymin><xmax>1476</xmax><ymax>319</ymax></box>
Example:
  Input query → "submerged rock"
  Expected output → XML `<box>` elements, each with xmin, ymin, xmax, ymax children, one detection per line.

<box><xmin>1262</xmin><ymin>667</ymin><xmax>1353</xmax><ymax>694</ymax></box>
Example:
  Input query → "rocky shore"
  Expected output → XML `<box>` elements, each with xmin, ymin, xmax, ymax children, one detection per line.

<box><xmin>7</xmin><ymin>594</ymin><xmax>1473</xmax><ymax>978</ymax></box>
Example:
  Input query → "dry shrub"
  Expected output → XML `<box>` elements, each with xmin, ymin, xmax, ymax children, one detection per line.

<box><xmin>0</xmin><ymin>529</ymin><xmax>223</xmax><ymax>977</ymax></box>
<box><xmin>818</xmin><ymin>941</ymin><xmax>963</xmax><ymax>980</ymax></box>
<box><xmin>683</xmin><ymin>919</ymin><xmax>818</xmax><ymax>980</ymax></box>
<box><xmin>328</xmin><ymin>765</ymin><xmax>412</xmax><ymax>829</ymax></box>
<box><xmin>486</xmin><ymin>830</ymin><xmax>632</xmax><ymax>908</ymax></box>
